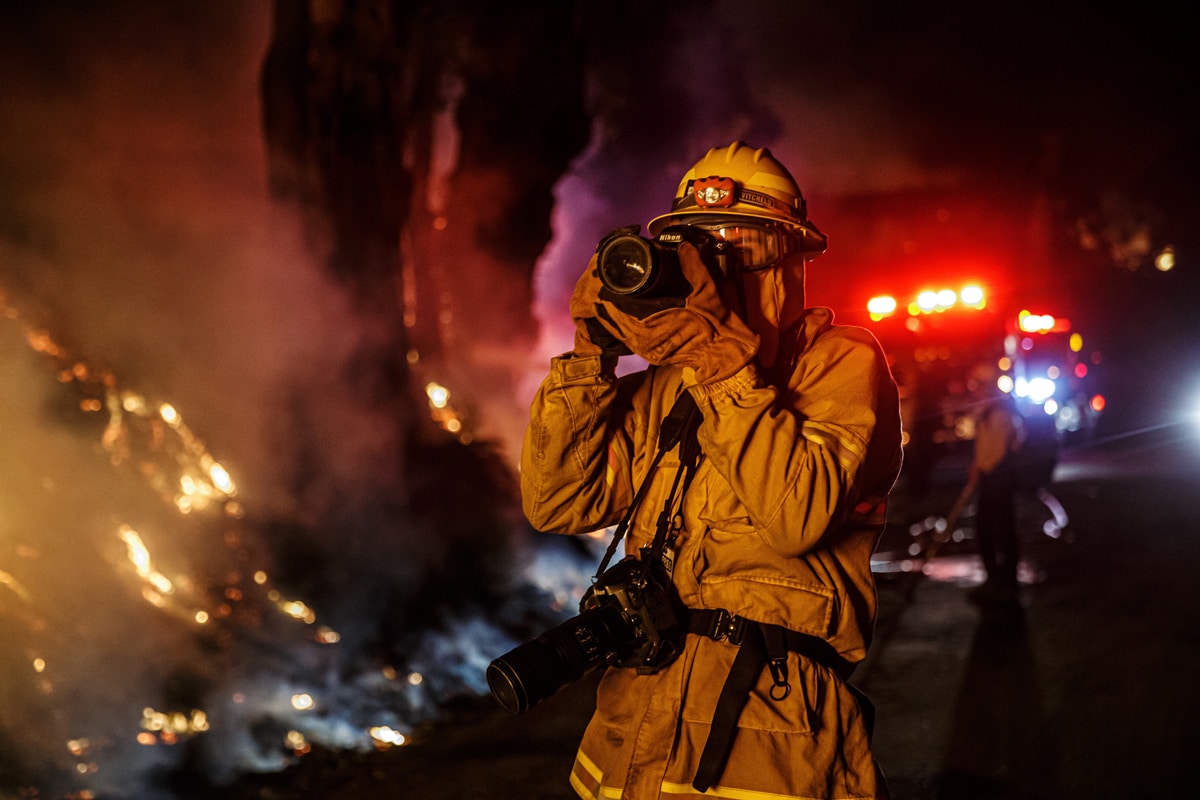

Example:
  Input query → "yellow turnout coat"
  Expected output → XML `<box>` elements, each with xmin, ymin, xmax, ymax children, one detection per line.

<box><xmin>521</xmin><ymin>270</ymin><xmax>903</xmax><ymax>799</ymax></box>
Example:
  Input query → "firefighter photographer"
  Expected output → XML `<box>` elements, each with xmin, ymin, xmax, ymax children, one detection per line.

<box><xmin>514</xmin><ymin>142</ymin><xmax>903</xmax><ymax>799</ymax></box>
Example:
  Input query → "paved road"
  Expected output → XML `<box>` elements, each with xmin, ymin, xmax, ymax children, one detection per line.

<box><xmin>861</xmin><ymin>426</ymin><xmax>1200</xmax><ymax>799</ymax></box>
<box><xmin>224</xmin><ymin>429</ymin><xmax>1200</xmax><ymax>799</ymax></box>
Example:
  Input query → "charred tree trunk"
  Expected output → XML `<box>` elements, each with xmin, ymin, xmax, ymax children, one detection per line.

<box><xmin>259</xmin><ymin>0</ymin><xmax>589</xmax><ymax>448</ymax></box>
<box><xmin>260</xmin><ymin>1</ymin><xmax>414</xmax><ymax>412</ymax></box>
<box><xmin>256</xmin><ymin>2</ymin><xmax>590</xmax><ymax>632</ymax></box>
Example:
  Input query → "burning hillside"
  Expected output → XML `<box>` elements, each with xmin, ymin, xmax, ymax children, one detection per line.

<box><xmin>0</xmin><ymin>285</ymin><xmax>600</xmax><ymax>798</ymax></box>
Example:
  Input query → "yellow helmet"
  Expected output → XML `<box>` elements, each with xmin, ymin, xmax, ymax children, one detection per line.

<box><xmin>647</xmin><ymin>141</ymin><xmax>827</xmax><ymax>257</ymax></box>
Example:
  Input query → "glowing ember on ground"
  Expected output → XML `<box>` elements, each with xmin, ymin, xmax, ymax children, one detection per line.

<box><xmin>369</xmin><ymin>725</ymin><xmax>408</xmax><ymax>748</ymax></box>
<box><xmin>291</xmin><ymin>693</ymin><xmax>315</xmax><ymax>711</ymax></box>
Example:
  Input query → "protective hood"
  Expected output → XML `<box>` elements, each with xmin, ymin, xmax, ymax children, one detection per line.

<box><xmin>733</xmin><ymin>252</ymin><xmax>808</xmax><ymax>369</ymax></box>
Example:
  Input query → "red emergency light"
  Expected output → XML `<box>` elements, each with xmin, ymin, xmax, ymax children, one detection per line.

<box><xmin>867</xmin><ymin>295</ymin><xmax>898</xmax><ymax>320</ymax></box>
<box><xmin>911</xmin><ymin>285</ymin><xmax>987</xmax><ymax>315</ymax></box>
<box><xmin>866</xmin><ymin>284</ymin><xmax>988</xmax><ymax>321</ymax></box>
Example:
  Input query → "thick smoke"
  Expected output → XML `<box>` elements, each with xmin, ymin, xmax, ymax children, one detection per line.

<box><xmin>1</xmin><ymin>4</ymin><xmax>335</xmax><ymax>516</ymax></box>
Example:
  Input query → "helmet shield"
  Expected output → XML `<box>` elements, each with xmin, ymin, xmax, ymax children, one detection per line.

<box><xmin>688</xmin><ymin>220</ymin><xmax>804</xmax><ymax>271</ymax></box>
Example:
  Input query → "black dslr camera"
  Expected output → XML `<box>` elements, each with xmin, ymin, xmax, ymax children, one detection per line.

<box><xmin>487</xmin><ymin>551</ymin><xmax>685</xmax><ymax>715</ymax></box>
<box><xmin>596</xmin><ymin>224</ymin><xmax>730</xmax><ymax>302</ymax></box>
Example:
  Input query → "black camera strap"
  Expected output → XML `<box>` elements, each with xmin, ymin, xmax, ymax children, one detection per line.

<box><xmin>685</xmin><ymin>608</ymin><xmax>859</xmax><ymax>793</ymax></box>
<box><xmin>643</xmin><ymin>393</ymin><xmax>703</xmax><ymax>582</ymax></box>
<box><xmin>594</xmin><ymin>389</ymin><xmax>702</xmax><ymax>581</ymax></box>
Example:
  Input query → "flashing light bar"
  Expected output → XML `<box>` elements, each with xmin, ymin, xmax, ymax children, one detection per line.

<box><xmin>1018</xmin><ymin>309</ymin><xmax>1071</xmax><ymax>334</ymax></box>
<box><xmin>866</xmin><ymin>284</ymin><xmax>988</xmax><ymax>320</ymax></box>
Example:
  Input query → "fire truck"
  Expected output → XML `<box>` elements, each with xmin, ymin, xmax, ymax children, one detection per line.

<box><xmin>860</xmin><ymin>282</ymin><xmax>1106</xmax><ymax>494</ymax></box>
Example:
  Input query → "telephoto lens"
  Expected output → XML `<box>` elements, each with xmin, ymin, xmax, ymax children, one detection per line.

<box><xmin>487</xmin><ymin>603</ymin><xmax>629</xmax><ymax>714</ymax></box>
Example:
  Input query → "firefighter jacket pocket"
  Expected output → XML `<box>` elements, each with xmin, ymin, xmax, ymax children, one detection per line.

<box><xmin>681</xmin><ymin>639</ymin><xmax>817</xmax><ymax>735</ymax></box>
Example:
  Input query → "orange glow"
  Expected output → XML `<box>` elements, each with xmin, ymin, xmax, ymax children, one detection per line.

<box><xmin>267</xmin><ymin>590</ymin><xmax>317</xmax><ymax>623</ymax></box>
<box><xmin>287</xmin><ymin>730</ymin><xmax>311</xmax><ymax>755</ymax></box>
<box><xmin>1155</xmin><ymin>246</ymin><xmax>1175</xmax><ymax>272</ymax></box>
<box><xmin>370</xmin><ymin>725</ymin><xmax>409</xmax><ymax>748</ymax></box>
<box><xmin>1090</xmin><ymin>394</ymin><xmax>1106</xmax><ymax>412</ymax></box>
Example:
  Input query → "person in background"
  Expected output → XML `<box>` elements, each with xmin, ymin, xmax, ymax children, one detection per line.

<box><xmin>966</xmin><ymin>361</ymin><xmax>1026</xmax><ymax>607</ymax></box>
<box><xmin>519</xmin><ymin>141</ymin><xmax>903</xmax><ymax>799</ymax></box>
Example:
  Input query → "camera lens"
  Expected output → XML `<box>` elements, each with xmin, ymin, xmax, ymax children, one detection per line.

<box><xmin>486</xmin><ymin>638</ymin><xmax>567</xmax><ymax>715</ymax></box>
<box><xmin>487</xmin><ymin>604</ymin><xmax>627</xmax><ymax>714</ymax></box>
<box><xmin>597</xmin><ymin>235</ymin><xmax>656</xmax><ymax>295</ymax></box>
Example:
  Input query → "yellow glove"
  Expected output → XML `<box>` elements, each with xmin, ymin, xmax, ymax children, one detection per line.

<box><xmin>570</xmin><ymin>255</ymin><xmax>629</xmax><ymax>357</ymax></box>
<box><xmin>595</xmin><ymin>243</ymin><xmax>759</xmax><ymax>385</ymax></box>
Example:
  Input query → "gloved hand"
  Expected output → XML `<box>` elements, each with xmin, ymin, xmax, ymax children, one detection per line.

<box><xmin>595</xmin><ymin>243</ymin><xmax>759</xmax><ymax>385</ymax></box>
<box><xmin>570</xmin><ymin>255</ymin><xmax>630</xmax><ymax>357</ymax></box>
